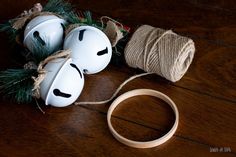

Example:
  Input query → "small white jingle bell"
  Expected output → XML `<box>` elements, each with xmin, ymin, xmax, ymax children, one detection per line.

<box><xmin>40</xmin><ymin>58</ymin><xmax>84</xmax><ymax>107</ymax></box>
<box><xmin>24</xmin><ymin>15</ymin><xmax>66</xmax><ymax>53</ymax></box>
<box><xmin>63</xmin><ymin>26</ymin><xmax>112</xmax><ymax>74</ymax></box>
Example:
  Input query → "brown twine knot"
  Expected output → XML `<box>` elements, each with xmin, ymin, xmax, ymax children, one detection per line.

<box><xmin>124</xmin><ymin>25</ymin><xmax>195</xmax><ymax>82</ymax></box>
<box><xmin>65</xmin><ymin>24</ymin><xmax>81</xmax><ymax>36</ymax></box>
<box><xmin>12</xmin><ymin>3</ymin><xmax>63</xmax><ymax>45</ymax></box>
<box><xmin>101</xmin><ymin>16</ymin><xmax>124</xmax><ymax>47</ymax></box>
<box><xmin>103</xmin><ymin>20</ymin><xmax>123</xmax><ymax>47</ymax></box>
<box><xmin>32</xmin><ymin>50</ymin><xmax>71</xmax><ymax>98</ymax></box>
<box><xmin>12</xmin><ymin>3</ymin><xmax>43</xmax><ymax>30</ymax></box>
<box><xmin>12</xmin><ymin>3</ymin><xmax>63</xmax><ymax>30</ymax></box>
<box><xmin>24</xmin><ymin>61</ymin><xmax>37</xmax><ymax>70</ymax></box>
<box><xmin>20</xmin><ymin>3</ymin><xmax>42</xmax><ymax>17</ymax></box>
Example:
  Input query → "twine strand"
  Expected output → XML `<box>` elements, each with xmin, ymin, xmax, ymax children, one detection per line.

<box><xmin>12</xmin><ymin>3</ymin><xmax>63</xmax><ymax>31</ymax></box>
<box><xmin>101</xmin><ymin>16</ymin><xmax>125</xmax><ymax>47</ymax></box>
<box><xmin>75</xmin><ymin>72</ymin><xmax>152</xmax><ymax>105</ymax></box>
<box><xmin>103</xmin><ymin>20</ymin><xmax>124</xmax><ymax>47</ymax></box>
<box><xmin>12</xmin><ymin>3</ymin><xmax>43</xmax><ymax>29</ymax></box>
<box><xmin>100</xmin><ymin>16</ymin><xmax>124</xmax><ymax>30</ymax></box>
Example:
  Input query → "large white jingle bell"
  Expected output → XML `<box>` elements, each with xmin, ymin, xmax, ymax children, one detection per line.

<box><xmin>24</xmin><ymin>15</ymin><xmax>66</xmax><ymax>53</ymax></box>
<box><xmin>63</xmin><ymin>26</ymin><xmax>112</xmax><ymax>74</ymax></box>
<box><xmin>40</xmin><ymin>58</ymin><xmax>84</xmax><ymax>107</ymax></box>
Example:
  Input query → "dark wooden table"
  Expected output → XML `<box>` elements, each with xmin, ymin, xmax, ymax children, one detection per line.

<box><xmin>0</xmin><ymin>0</ymin><xmax>235</xmax><ymax>156</ymax></box>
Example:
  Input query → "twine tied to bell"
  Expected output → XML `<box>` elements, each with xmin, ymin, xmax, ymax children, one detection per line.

<box><xmin>101</xmin><ymin>16</ymin><xmax>124</xmax><ymax>47</ymax></box>
<box><xmin>11</xmin><ymin>3</ymin><xmax>63</xmax><ymax>46</ymax></box>
<box><xmin>12</xmin><ymin>3</ymin><xmax>43</xmax><ymax>30</ymax></box>
<box><xmin>65</xmin><ymin>23</ymin><xmax>81</xmax><ymax>36</ymax></box>
<box><xmin>31</xmin><ymin>50</ymin><xmax>71</xmax><ymax>99</ymax></box>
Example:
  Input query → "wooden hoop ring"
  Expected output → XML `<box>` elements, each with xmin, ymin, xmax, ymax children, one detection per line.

<box><xmin>107</xmin><ymin>89</ymin><xmax>179</xmax><ymax>148</ymax></box>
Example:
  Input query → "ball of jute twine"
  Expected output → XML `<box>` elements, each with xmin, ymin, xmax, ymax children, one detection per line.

<box><xmin>75</xmin><ymin>25</ymin><xmax>195</xmax><ymax>105</ymax></box>
<box><xmin>125</xmin><ymin>25</ymin><xmax>195</xmax><ymax>82</ymax></box>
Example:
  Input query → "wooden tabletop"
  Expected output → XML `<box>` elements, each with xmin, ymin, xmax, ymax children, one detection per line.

<box><xmin>0</xmin><ymin>0</ymin><xmax>235</xmax><ymax>156</ymax></box>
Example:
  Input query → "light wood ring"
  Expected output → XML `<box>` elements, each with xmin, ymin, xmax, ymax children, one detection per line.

<box><xmin>107</xmin><ymin>89</ymin><xmax>179</xmax><ymax>148</ymax></box>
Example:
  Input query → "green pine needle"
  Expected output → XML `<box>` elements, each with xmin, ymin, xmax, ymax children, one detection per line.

<box><xmin>84</xmin><ymin>11</ymin><xmax>93</xmax><ymax>25</ymax></box>
<box><xmin>43</xmin><ymin>0</ymin><xmax>74</xmax><ymax>18</ymax></box>
<box><xmin>0</xmin><ymin>69</ymin><xmax>37</xmax><ymax>103</ymax></box>
<box><xmin>30</xmin><ymin>40</ymin><xmax>54</xmax><ymax>65</ymax></box>
<box><xmin>75</xmin><ymin>11</ymin><xmax>103</xmax><ymax>29</ymax></box>
<box><xmin>65</xmin><ymin>11</ymin><xmax>81</xmax><ymax>24</ymax></box>
<box><xmin>0</xmin><ymin>21</ymin><xmax>19</xmax><ymax>45</ymax></box>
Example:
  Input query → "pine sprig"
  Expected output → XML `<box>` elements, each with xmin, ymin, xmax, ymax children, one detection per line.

<box><xmin>30</xmin><ymin>40</ymin><xmax>55</xmax><ymax>64</ymax></box>
<box><xmin>43</xmin><ymin>0</ymin><xmax>75</xmax><ymax>19</ymax></box>
<box><xmin>0</xmin><ymin>69</ymin><xmax>37</xmax><ymax>103</ymax></box>
<box><xmin>0</xmin><ymin>21</ymin><xmax>19</xmax><ymax>46</ymax></box>
<box><xmin>64</xmin><ymin>11</ymin><xmax>81</xmax><ymax>24</ymax></box>
<box><xmin>84</xmin><ymin>11</ymin><xmax>93</xmax><ymax>25</ymax></box>
<box><xmin>73</xmin><ymin>11</ymin><xmax>103</xmax><ymax>29</ymax></box>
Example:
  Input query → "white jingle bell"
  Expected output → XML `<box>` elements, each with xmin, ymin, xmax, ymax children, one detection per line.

<box><xmin>24</xmin><ymin>15</ymin><xmax>66</xmax><ymax>53</ymax></box>
<box><xmin>40</xmin><ymin>58</ymin><xmax>84</xmax><ymax>107</ymax></box>
<box><xmin>63</xmin><ymin>26</ymin><xmax>112</xmax><ymax>74</ymax></box>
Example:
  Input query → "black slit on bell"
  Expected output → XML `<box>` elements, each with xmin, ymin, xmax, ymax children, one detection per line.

<box><xmin>78</xmin><ymin>29</ymin><xmax>86</xmax><ymax>41</ymax></box>
<box><xmin>33</xmin><ymin>31</ymin><xmax>46</xmax><ymax>46</ymax></box>
<box><xmin>53</xmin><ymin>89</ymin><xmax>71</xmax><ymax>98</ymax></box>
<box><xmin>97</xmin><ymin>47</ymin><xmax>108</xmax><ymax>56</ymax></box>
<box><xmin>70</xmin><ymin>63</ymin><xmax>83</xmax><ymax>78</ymax></box>
<box><xmin>61</xmin><ymin>23</ymin><xmax>66</xmax><ymax>39</ymax></box>
<box><xmin>83</xmin><ymin>69</ymin><xmax>88</xmax><ymax>74</ymax></box>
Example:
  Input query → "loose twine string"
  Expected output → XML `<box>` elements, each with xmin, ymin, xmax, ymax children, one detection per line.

<box><xmin>75</xmin><ymin>25</ymin><xmax>195</xmax><ymax>105</ymax></box>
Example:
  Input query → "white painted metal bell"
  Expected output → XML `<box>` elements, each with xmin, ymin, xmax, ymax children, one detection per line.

<box><xmin>63</xmin><ymin>26</ymin><xmax>112</xmax><ymax>74</ymax></box>
<box><xmin>24</xmin><ymin>15</ymin><xmax>66</xmax><ymax>53</ymax></box>
<box><xmin>40</xmin><ymin>58</ymin><xmax>84</xmax><ymax>107</ymax></box>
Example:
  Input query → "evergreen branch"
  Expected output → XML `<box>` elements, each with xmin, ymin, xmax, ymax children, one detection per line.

<box><xmin>76</xmin><ymin>11</ymin><xmax>103</xmax><ymax>29</ymax></box>
<box><xmin>0</xmin><ymin>21</ymin><xmax>19</xmax><ymax>45</ymax></box>
<box><xmin>30</xmin><ymin>39</ymin><xmax>54</xmax><ymax>65</ymax></box>
<box><xmin>0</xmin><ymin>69</ymin><xmax>37</xmax><ymax>103</ymax></box>
<box><xmin>84</xmin><ymin>11</ymin><xmax>93</xmax><ymax>25</ymax></box>
<box><xmin>43</xmin><ymin>0</ymin><xmax>74</xmax><ymax>18</ymax></box>
<box><xmin>65</xmin><ymin>11</ymin><xmax>81</xmax><ymax>24</ymax></box>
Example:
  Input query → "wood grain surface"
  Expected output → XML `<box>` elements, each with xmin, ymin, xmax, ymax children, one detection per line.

<box><xmin>0</xmin><ymin>0</ymin><xmax>235</xmax><ymax>156</ymax></box>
